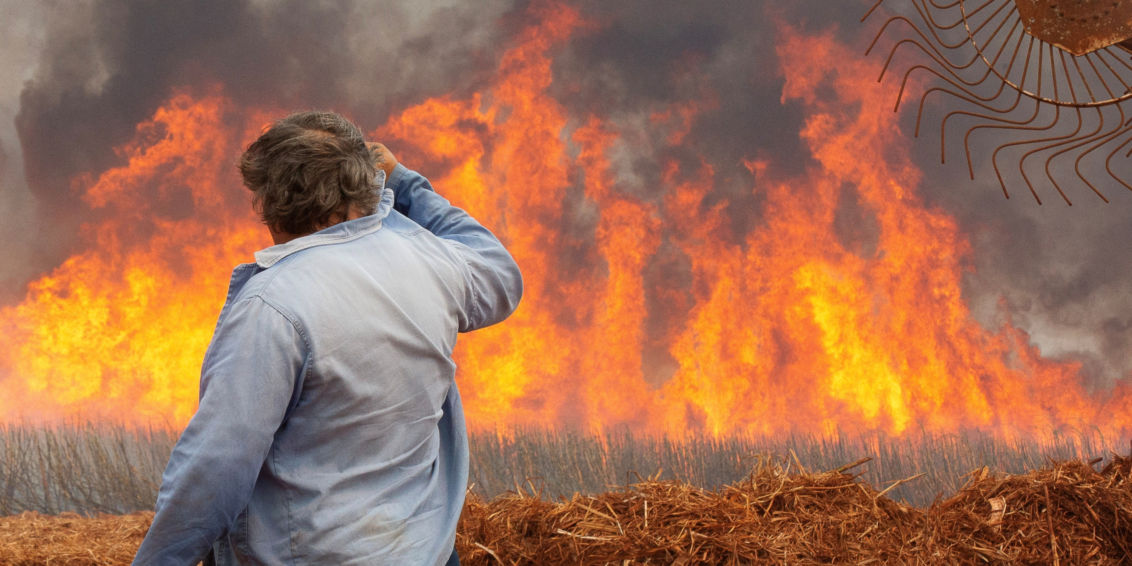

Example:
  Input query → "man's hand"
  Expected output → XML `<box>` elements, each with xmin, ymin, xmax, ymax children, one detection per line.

<box><xmin>367</xmin><ymin>142</ymin><xmax>398</xmax><ymax>179</ymax></box>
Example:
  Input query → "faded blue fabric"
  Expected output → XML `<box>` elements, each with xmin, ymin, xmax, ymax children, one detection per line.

<box><xmin>133</xmin><ymin>164</ymin><xmax>522</xmax><ymax>566</ymax></box>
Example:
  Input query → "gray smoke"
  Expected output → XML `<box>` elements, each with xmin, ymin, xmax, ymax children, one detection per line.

<box><xmin>2</xmin><ymin>0</ymin><xmax>513</xmax><ymax>299</ymax></box>
<box><xmin>0</xmin><ymin>1</ymin><xmax>51</xmax><ymax>304</ymax></box>
<box><xmin>2</xmin><ymin>0</ymin><xmax>1130</xmax><ymax>386</ymax></box>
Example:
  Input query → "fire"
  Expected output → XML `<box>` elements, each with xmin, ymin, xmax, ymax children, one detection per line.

<box><xmin>1</xmin><ymin>1</ymin><xmax>1129</xmax><ymax>436</ymax></box>
<box><xmin>0</xmin><ymin>93</ymin><xmax>271</xmax><ymax>425</ymax></box>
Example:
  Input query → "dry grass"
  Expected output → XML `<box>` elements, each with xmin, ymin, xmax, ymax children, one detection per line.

<box><xmin>0</xmin><ymin>423</ymin><xmax>172</xmax><ymax>515</ymax></box>
<box><xmin>2</xmin><ymin>423</ymin><xmax>1124</xmax><ymax>514</ymax></box>
<box><xmin>468</xmin><ymin>428</ymin><xmax>1124</xmax><ymax>506</ymax></box>
<box><xmin>2</xmin><ymin>456</ymin><xmax>1129</xmax><ymax>565</ymax></box>
<box><xmin>454</xmin><ymin>455</ymin><xmax>1132</xmax><ymax>565</ymax></box>
<box><xmin>0</xmin><ymin>511</ymin><xmax>151</xmax><ymax>565</ymax></box>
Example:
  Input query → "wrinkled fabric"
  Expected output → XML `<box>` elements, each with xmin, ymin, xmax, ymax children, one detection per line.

<box><xmin>133</xmin><ymin>164</ymin><xmax>522</xmax><ymax>566</ymax></box>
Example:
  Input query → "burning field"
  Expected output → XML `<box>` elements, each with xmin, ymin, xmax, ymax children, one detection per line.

<box><xmin>1</xmin><ymin>0</ymin><xmax>1132</xmax><ymax>562</ymax></box>
<box><xmin>2</xmin><ymin>0</ymin><xmax>1130</xmax><ymax>437</ymax></box>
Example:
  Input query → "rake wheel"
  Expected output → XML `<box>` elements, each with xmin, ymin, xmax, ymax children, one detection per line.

<box><xmin>864</xmin><ymin>0</ymin><xmax>1132</xmax><ymax>204</ymax></box>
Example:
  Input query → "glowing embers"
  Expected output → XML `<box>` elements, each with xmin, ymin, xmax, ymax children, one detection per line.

<box><xmin>1015</xmin><ymin>0</ymin><xmax>1132</xmax><ymax>55</ymax></box>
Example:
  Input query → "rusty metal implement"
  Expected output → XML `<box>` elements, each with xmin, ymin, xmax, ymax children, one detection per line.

<box><xmin>864</xmin><ymin>0</ymin><xmax>1132</xmax><ymax>204</ymax></box>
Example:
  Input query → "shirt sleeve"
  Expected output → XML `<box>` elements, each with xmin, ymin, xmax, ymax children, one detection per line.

<box><xmin>387</xmin><ymin>163</ymin><xmax>523</xmax><ymax>332</ymax></box>
<box><xmin>132</xmin><ymin>296</ymin><xmax>309</xmax><ymax>566</ymax></box>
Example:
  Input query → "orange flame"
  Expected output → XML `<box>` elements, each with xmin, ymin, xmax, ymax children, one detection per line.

<box><xmin>0</xmin><ymin>93</ymin><xmax>271</xmax><ymax>425</ymax></box>
<box><xmin>1</xmin><ymin>1</ymin><xmax>1129</xmax><ymax>436</ymax></box>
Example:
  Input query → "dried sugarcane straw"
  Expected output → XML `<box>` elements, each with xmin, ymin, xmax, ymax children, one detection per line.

<box><xmin>1</xmin><ymin>455</ymin><xmax>1130</xmax><ymax>565</ymax></box>
<box><xmin>455</xmin><ymin>454</ymin><xmax>1132</xmax><ymax>565</ymax></box>
<box><xmin>0</xmin><ymin>510</ymin><xmax>151</xmax><ymax>565</ymax></box>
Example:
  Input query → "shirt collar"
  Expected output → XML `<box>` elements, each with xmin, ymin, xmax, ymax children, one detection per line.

<box><xmin>254</xmin><ymin>185</ymin><xmax>395</xmax><ymax>268</ymax></box>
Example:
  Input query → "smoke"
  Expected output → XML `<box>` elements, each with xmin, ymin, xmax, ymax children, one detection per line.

<box><xmin>7</xmin><ymin>0</ymin><xmax>514</xmax><ymax>293</ymax></box>
<box><xmin>888</xmin><ymin>46</ymin><xmax>1132</xmax><ymax>387</ymax></box>
<box><xmin>3</xmin><ymin>0</ymin><xmax>1131</xmax><ymax>389</ymax></box>
<box><xmin>0</xmin><ymin>1</ymin><xmax>51</xmax><ymax>303</ymax></box>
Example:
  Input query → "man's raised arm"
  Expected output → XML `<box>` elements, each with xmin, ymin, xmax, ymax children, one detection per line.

<box><xmin>383</xmin><ymin>158</ymin><xmax>523</xmax><ymax>332</ymax></box>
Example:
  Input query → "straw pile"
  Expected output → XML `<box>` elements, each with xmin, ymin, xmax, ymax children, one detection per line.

<box><xmin>0</xmin><ymin>511</ymin><xmax>151</xmax><ymax>565</ymax></box>
<box><xmin>455</xmin><ymin>455</ymin><xmax>1132</xmax><ymax>565</ymax></box>
<box><xmin>0</xmin><ymin>456</ymin><xmax>1129</xmax><ymax>565</ymax></box>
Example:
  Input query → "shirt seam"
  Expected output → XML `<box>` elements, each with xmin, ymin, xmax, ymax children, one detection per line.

<box><xmin>451</xmin><ymin>247</ymin><xmax>479</xmax><ymax>327</ymax></box>
<box><xmin>387</xmin><ymin>162</ymin><xmax>408</xmax><ymax>190</ymax></box>
<box><xmin>256</xmin><ymin>221</ymin><xmax>385</xmax><ymax>268</ymax></box>
<box><xmin>245</xmin><ymin>294</ymin><xmax>309</xmax><ymax>566</ymax></box>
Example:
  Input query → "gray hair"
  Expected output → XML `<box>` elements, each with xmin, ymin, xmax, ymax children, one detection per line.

<box><xmin>239</xmin><ymin>111</ymin><xmax>379</xmax><ymax>235</ymax></box>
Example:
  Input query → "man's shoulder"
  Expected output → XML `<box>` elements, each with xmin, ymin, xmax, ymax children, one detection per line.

<box><xmin>381</xmin><ymin>210</ymin><xmax>467</xmax><ymax>265</ymax></box>
<box><xmin>383</xmin><ymin>209</ymin><xmax>427</xmax><ymax>235</ymax></box>
<box><xmin>244</xmin><ymin>218</ymin><xmax>462</xmax><ymax>294</ymax></box>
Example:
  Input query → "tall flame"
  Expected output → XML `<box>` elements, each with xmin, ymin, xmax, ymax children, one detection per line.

<box><xmin>1</xmin><ymin>1</ymin><xmax>1129</xmax><ymax>436</ymax></box>
<box><xmin>0</xmin><ymin>94</ymin><xmax>272</xmax><ymax>425</ymax></box>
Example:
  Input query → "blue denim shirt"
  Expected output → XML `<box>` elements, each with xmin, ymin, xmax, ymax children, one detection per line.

<box><xmin>133</xmin><ymin>164</ymin><xmax>522</xmax><ymax>566</ymax></box>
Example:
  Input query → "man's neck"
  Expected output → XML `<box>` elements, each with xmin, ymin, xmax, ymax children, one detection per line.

<box><xmin>268</xmin><ymin>206</ymin><xmax>366</xmax><ymax>245</ymax></box>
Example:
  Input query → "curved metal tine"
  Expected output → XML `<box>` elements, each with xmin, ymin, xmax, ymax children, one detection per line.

<box><xmin>908</xmin><ymin>4</ymin><xmax>1013</xmax><ymax>77</ymax></box>
<box><xmin>935</xmin><ymin>7</ymin><xmax>1023</xmax><ymax>94</ymax></box>
<box><xmin>926</xmin><ymin>0</ymin><xmax>963</xmax><ymax>9</ymax></box>
<box><xmin>973</xmin><ymin>102</ymin><xmax>1049</xmax><ymax>178</ymax></box>
<box><xmin>872</xmin><ymin>15</ymin><xmax>977</xmax><ymax>69</ymax></box>
<box><xmin>1061</xmin><ymin>49</ymin><xmax>1083</xmax><ymax>106</ymax></box>
<box><xmin>1094</xmin><ymin>49</ymin><xmax>1132</xmax><ymax>88</ymax></box>
<box><xmin>1085</xmin><ymin>53</ymin><xmax>1118</xmax><ymax>101</ymax></box>
<box><xmin>1042</xmin><ymin>53</ymin><xmax>1105</xmax><ymax>203</ymax></box>
<box><xmin>961</xmin><ymin>42</ymin><xmax>1054</xmax><ymax>176</ymax></box>
<box><xmin>883</xmin><ymin>3</ymin><xmax>1017</xmax><ymax>93</ymax></box>
<box><xmin>1047</xmin><ymin>106</ymin><xmax>1109</xmax><ymax>203</ymax></box>
<box><xmin>968</xmin><ymin>3</ymin><xmax>1020</xmax><ymax>69</ymax></box>
<box><xmin>1014</xmin><ymin>51</ymin><xmax>1088</xmax><ymax>203</ymax></box>
<box><xmin>934</xmin><ymin>25</ymin><xmax>1028</xmax><ymax>152</ymax></box>
<box><xmin>906</xmin><ymin>19</ymin><xmax>1023</xmax><ymax>123</ymax></box>
<box><xmin>1071</xmin><ymin>51</ymin><xmax>1100</xmax><ymax>104</ymax></box>
<box><xmin>909</xmin><ymin>30</ymin><xmax>1031</xmax><ymax>128</ymax></box>
<box><xmin>1095</xmin><ymin>49</ymin><xmax>1132</xmax><ymax>102</ymax></box>
<box><xmin>1104</xmin><ymin>129</ymin><xmax>1132</xmax><ymax>190</ymax></box>
<box><xmin>889</xmin><ymin>21</ymin><xmax>1021</xmax><ymax>112</ymax></box>
<box><xmin>993</xmin><ymin>54</ymin><xmax>1074</xmax><ymax>202</ymax></box>
<box><xmin>914</xmin><ymin>0</ymin><xmax>999</xmax><ymax>35</ymax></box>
<box><xmin>868</xmin><ymin>17</ymin><xmax>919</xmax><ymax>56</ymax></box>
<box><xmin>1098</xmin><ymin>44</ymin><xmax>1132</xmax><ymax>75</ymax></box>
<box><xmin>990</xmin><ymin>105</ymin><xmax>1079</xmax><ymax>202</ymax></box>
<box><xmin>914</xmin><ymin>0</ymin><xmax>967</xmax><ymax>31</ymax></box>
<box><xmin>1075</xmin><ymin>109</ymin><xmax>1128</xmax><ymax>199</ymax></box>
<box><xmin>862</xmin><ymin>0</ymin><xmax>887</xmax><ymax>22</ymax></box>
<box><xmin>1070</xmin><ymin>55</ymin><xmax>1126</xmax><ymax>199</ymax></box>
<box><xmin>899</xmin><ymin>63</ymin><xmax>1002</xmax><ymax>115</ymax></box>
<box><xmin>1020</xmin><ymin>110</ymin><xmax>1082</xmax><ymax>204</ymax></box>
<box><xmin>867</xmin><ymin>17</ymin><xmax>963</xmax><ymax>62</ymax></box>
<box><xmin>959</xmin><ymin>0</ymin><xmax>1011</xmax><ymax>37</ymax></box>
<box><xmin>882</xmin><ymin>39</ymin><xmax>981</xmax><ymax>95</ymax></box>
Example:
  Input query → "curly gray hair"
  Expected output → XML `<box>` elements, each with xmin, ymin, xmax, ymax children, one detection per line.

<box><xmin>239</xmin><ymin>111</ymin><xmax>380</xmax><ymax>235</ymax></box>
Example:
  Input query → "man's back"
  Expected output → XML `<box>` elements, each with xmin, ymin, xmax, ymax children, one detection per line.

<box><xmin>221</xmin><ymin>201</ymin><xmax>470</xmax><ymax>564</ymax></box>
<box><xmin>134</xmin><ymin>161</ymin><xmax>522</xmax><ymax>566</ymax></box>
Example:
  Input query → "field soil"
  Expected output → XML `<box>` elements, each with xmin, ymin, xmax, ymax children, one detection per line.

<box><xmin>1</xmin><ymin>457</ymin><xmax>1129</xmax><ymax>565</ymax></box>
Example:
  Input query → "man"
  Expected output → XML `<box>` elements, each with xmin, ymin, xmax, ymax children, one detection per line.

<box><xmin>133</xmin><ymin>111</ymin><xmax>522</xmax><ymax>565</ymax></box>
